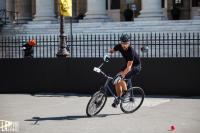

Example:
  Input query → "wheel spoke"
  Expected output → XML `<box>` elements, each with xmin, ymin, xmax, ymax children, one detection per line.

<box><xmin>120</xmin><ymin>87</ymin><xmax>145</xmax><ymax>113</ymax></box>
<box><xmin>86</xmin><ymin>91</ymin><xmax>107</xmax><ymax>116</ymax></box>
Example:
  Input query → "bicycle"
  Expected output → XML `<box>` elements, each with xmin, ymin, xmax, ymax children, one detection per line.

<box><xmin>86</xmin><ymin>55</ymin><xmax>145</xmax><ymax>117</ymax></box>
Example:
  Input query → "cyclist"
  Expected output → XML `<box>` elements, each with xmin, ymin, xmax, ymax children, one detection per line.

<box><xmin>22</xmin><ymin>39</ymin><xmax>37</xmax><ymax>58</ymax></box>
<box><xmin>109</xmin><ymin>34</ymin><xmax>141</xmax><ymax>108</ymax></box>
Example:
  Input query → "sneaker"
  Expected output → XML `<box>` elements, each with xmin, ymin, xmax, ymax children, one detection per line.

<box><xmin>111</xmin><ymin>98</ymin><xmax>120</xmax><ymax>108</ymax></box>
<box><xmin>121</xmin><ymin>90</ymin><xmax>128</xmax><ymax>98</ymax></box>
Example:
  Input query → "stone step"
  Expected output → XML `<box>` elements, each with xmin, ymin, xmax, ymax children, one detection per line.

<box><xmin>2</xmin><ymin>20</ymin><xmax>200</xmax><ymax>28</ymax></box>
<box><xmin>15</xmin><ymin>20</ymin><xmax>200</xmax><ymax>27</ymax></box>
<box><xmin>2</xmin><ymin>26</ymin><xmax>199</xmax><ymax>34</ymax></box>
<box><xmin>1</xmin><ymin>20</ymin><xmax>200</xmax><ymax>35</ymax></box>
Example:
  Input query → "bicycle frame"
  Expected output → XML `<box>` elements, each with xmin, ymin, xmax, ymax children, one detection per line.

<box><xmin>93</xmin><ymin>62</ymin><xmax>119</xmax><ymax>100</ymax></box>
<box><xmin>87</xmin><ymin>59</ymin><xmax>145</xmax><ymax>116</ymax></box>
<box><xmin>103</xmin><ymin>77</ymin><xmax>118</xmax><ymax>99</ymax></box>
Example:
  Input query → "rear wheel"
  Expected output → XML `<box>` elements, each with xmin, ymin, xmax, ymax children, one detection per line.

<box><xmin>86</xmin><ymin>90</ymin><xmax>107</xmax><ymax>117</ymax></box>
<box><xmin>120</xmin><ymin>87</ymin><xmax>145</xmax><ymax>113</ymax></box>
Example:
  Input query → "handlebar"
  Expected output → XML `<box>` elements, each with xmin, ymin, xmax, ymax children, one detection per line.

<box><xmin>93</xmin><ymin>62</ymin><xmax>113</xmax><ymax>79</ymax></box>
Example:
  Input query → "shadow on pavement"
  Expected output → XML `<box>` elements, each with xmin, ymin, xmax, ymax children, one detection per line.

<box><xmin>25</xmin><ymin>113</ymin><xmax>123</xmax><ymax>125</ymax></box>
<box><xmin>30</xmin><ymin>93</ymin><xmax>90</xmax><ymax>97</ymax></box>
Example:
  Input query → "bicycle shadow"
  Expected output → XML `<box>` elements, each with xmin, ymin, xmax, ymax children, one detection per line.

<box><xmin>25</xmin><ymin>113</ymin><xmax>123</xmax><ymax>125</ymax></box>
<box><xmin>30</xmin><ymin>93</ymin><xmax>90</xmax><ymax>97</ymax></box>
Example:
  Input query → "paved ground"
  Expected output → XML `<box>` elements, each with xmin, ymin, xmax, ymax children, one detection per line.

<box><xmin>0</xmin><ymin>94</ymin><xmax>200</xmax><ymax>133</ymax></box>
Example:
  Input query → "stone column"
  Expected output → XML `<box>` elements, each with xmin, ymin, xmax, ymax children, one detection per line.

<box><xmin>82</xmin><ymin>0</ymin><xmax>110</xmax><ymax>22</ymax></box>
<box><xmin>33</xmin><ymin>0</ymin><xmax>56</xmax><ymax>21</ymax></box>
<box><xmin>7</xmin><ymin>0</ymin><xmax>15</xmax><ymax>12</ymax></box>
<box><xmin>136</xmin><ymin>0</ymin><xmax>164</xmax><ymax>20</ymax></box>
<box><xmin>15</xmin><ymin>0</ymin><xmax>32</xmax><ymax>22</ymax></box>
<box><xmin>0</xmin><ymin>0</ymin><xmax>6</xmax><ymax>9</ymax></box>
<box><xmin>191</xmin><ymin>0</ymin><xmax>200</xmax><ymax>20</ymax></box>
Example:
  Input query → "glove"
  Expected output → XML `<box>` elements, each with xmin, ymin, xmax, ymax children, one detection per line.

<box><xmin>113</xmin><ymin>74</ymin><xmax>123</xmax><ymax>85</ymax></box>
<box><xmin>103</xmin><ymin>54</ymin><xmax>110</xmax><ymax>62</ymax></box>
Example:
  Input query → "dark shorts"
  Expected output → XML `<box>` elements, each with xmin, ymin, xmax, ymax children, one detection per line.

<box><xmin>125</xmin><ymin>65</ymin><xmax>141</xmax><ymax>79</ymax></box>
<box><xmin>123</xmin><ymin>65</ymin><xmax>141</xmax><ymax>88</ymax></box>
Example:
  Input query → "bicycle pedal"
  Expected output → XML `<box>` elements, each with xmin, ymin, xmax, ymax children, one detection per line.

<box><xmin>111</xmin><ymin>102</ymin><xmax>118</xmax><ymax>108</ymax></box>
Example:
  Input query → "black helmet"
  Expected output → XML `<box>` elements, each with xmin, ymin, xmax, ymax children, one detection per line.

<box><xmin>120</xmin><ymin>34</ymin><xmax>130</xmax><ymax>42</ymax></box>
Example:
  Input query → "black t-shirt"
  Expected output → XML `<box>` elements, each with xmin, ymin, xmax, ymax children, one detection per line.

<box><xmin>114</xmin><ymin>44</ymin><xmax>141</xmax><ymax>69</ymax></box>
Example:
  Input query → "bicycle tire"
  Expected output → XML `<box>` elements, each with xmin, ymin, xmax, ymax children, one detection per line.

<box><xmin>86</xmin><ymin>90</ymin><xmax>107</xmax><ymax>117</ymax></box>
<box><xmin>120</xmin><ymin>87</ymin><xmax>145</xmax><ymax>113</ymax></box>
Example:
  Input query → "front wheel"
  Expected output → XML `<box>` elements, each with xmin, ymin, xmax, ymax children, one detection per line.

<box><xmin>86</xmin><ymin>90</ymin><xmax>107</xmax><ymax>117</ymax></box>
<box><xmin>120</xmin><ymin>87</ymin><xmax>145</xmax><ymax>113</ymax></box>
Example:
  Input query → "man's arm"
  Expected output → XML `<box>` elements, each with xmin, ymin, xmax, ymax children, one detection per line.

<box><xmin>121</xmin><ymin>61</ymin><xmax>133</xmax><ymax>78</ymax></box>
<box><xmin>109</xmin><ymin>48</ymin><xmax>115</xmax><ymax>54</ymax></box>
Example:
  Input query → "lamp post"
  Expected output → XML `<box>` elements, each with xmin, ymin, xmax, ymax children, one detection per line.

<box><xmin>57</xmin><ymin>0</ymin><xmax>70</xmax><ymax>58</ymax></box>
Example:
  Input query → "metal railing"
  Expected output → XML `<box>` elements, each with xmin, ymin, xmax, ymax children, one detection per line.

<box><xmin>0</xmin><ymin>32</ymin><xmax>200</xmax><ymax>59</ymax></box>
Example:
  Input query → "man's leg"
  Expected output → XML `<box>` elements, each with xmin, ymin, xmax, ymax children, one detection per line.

<box><xmin>119</xmin><ymin>80</ymin><xmax>127</xmax><ymax>92</ymax></box>
<box><xmin>112</xmin><ymin>82</ymin><xmax>124</xmax><ymax>108</ymax></box>
<box><xmin>115</xmin><ymin>83</ymin><xmax>122</xmax><ymax>97</ymax></box>
<box><xmin>115</xmin><ymin>80</ymin><xmax>127</xmax><ymax>97</ymax></box>
<box><xmin>125</xmin><ymin>66</ymin><xmax>141</xmax><ymax>88</ymax></box>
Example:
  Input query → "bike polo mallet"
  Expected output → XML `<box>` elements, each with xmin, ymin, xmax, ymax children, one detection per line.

<box><xmin>93</xmin><ymin>54</ymin><xmax>111</xmax><ymax>73</ymax></box>
<box><xmin>103</xmin><ymin>53</ymin><xmax>122</xmax><ymax>85</ymax></box>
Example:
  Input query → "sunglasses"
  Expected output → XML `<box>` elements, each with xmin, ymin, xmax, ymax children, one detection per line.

<box><xmin>121</xmin><ymin>42</ymin><xmax>130</xmax><ymax>45</ymax></box>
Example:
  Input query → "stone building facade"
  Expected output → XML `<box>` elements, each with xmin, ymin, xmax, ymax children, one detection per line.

<box><xmin>0</xmin><ymin>0</ymin><xmax>199</xmax><ymax>23</ymax></box>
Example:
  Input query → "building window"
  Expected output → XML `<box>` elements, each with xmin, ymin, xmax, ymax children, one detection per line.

<box><xmin>192</xmin><ymin>0</ymin><xmax>200</xmax><ymax>7</ymax></box>
<box><xmin>161</xmin><ymin>0</ymin><xmax>165</xmax><ymax>8</ymax></box>
<box><xmin>111</xmin><ymin>0</ymin><xmax>120</xmax><ymax>9</ymax></box>
<box><xmin>106</xmin><ymin>0</ymin><xmax>120</xmax><ymax>10</ymax></box>
<box><xmin>106</xmin><ymin>0</ymin><xmax>108</xmax><ymax>10</ymax></box>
